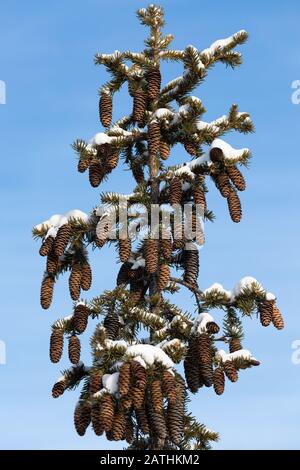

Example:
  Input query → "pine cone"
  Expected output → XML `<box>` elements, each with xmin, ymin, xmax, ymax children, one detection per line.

<box><xmin>89</xmin><ymin>160</ymin><xmax>105</xmax><ymax>187</ymax></box>
<box><xmin>213</xmin><ymin>367</ymin><xmax>225</xmax><ymax>395</ymax></box>
<box><xmin>119</xmin><ymin>238</ymin><xmax>132</xmax><ymax>263</ymax></box>
<box><xmin>53</xmin><ymin>224</ymin><xmax>72</xmax><ymax>256</ymax></box>
<box><xmin>40</xmin><ymin>275</ymin><xmax>54</xmax><ymax>309</ymax></box>
<box><xmin>74</xmin><ymin>303</ymin><xmax>89</xmax><ymax>333</ymax></box>
<box><xmin>74</xmin><ymin>402</ymin><xmax>91</xmax><ymax>436</ymax></box>
<box><xmin>148</xmin><ymin>122</ymin><xmax>161</xmax><ymax>157</ymax></box>
<box><xmin>136</xmin><ymin>408</ymin><xmax>150</xmax><ymax>435</ymax></box>
<box><xmin>99</xmin><ymin>92</ymin><xmax>112</xmax><ymax>127</ymax></box>
<box><xmin>224</xmin><ymin>360</ymin><xmax>238</xmax><ymax>382</ymax></box>
<box><xmin>46</xmin><ymin>251</ymin><xmax>59</xmax><ymax>275</ymax></box>
<box><xmin>227</xmin><ymin>165</ymin><xmax>246</xmax><ymax>191</ymax></box>
<box><xmin>183</xmin><ymin>249</ymin><xmax>199</xmax><ymax>286</ymax></box>
<box><xmin>52</xmin><ymin>380</ymin><xmax>65</xmax><ymax>398</ymax></box>
<box><xmin>206</xmin><ymin>321</ymin><xmax>220</xmax><ymax>334</ymax></box>
<box><xmin>91</xmin><ymin>402</ymin><xmax>104</xmax><ymax>436</ymax></box>
<box><xmin>272</xmin><ymin>305</ymin><xmax>284</xmax><ymax>330</ymax></box>
<box><xmin>133</xmin><ymin>89</ymin><xmax>146</xmax><ymax>125</ymax></box>
<box><xmin>151</xmin><ymin>380</ymin><xmax>164</xmax><ymax>413</ymax></box>
<box><xmin>111</xmin><ymin>411</ymin><xmax>126</xmax><ymax>441</ymax></box>
<box><xmin>229</xmin><ymin>338</ymin><xmax>242</xmax><ymax>353</ymax></box>
<box><xmin>184</xmin><ymin>336</ymin><xmax>200</xmax><ymax>393</ymax></box>
<box><xmin>81</xmin><ymin>262</ymin><xmax>92</xmax><ymax>291</ymax></box>
<box><xmin>169</xmin><ymin>177</ymin><xmax>182</xmax><ymax>205</ymax></box>
<box><xmin>131</xmin><ymin>360</ymin><xmax>147</xmax><ymax>390</ymax></box>
<box><xmin>50</xmin><ymin>329</ymin><xmax>63</xmax><ymax>363</ymax></box>
<box><xmin>215</xmin><ymin>172</ymin><xmax>231</xmax><ymax>198</ymax></box>
<box><xmin>144</xmin><ymin>239</ymin><xmax>159</xmax><ymax>273</ymax></box>
<box><xmin>193</xmin><ymin>186</ymin><xmax>206</xmax><ymax>210</ymax></box>
<box><xmin>117</xmin><ymin>262</ymin><xmax>132</xmax><ymax>285</ymax></box>
<box><xmin>77</xmin><ymin>157</ymin><xmax>90</xmax><ymax>173</ymax></box>
<box><xmin>184</xmin><ymin>141</ymin><xmax>197</xmax><ymax>156</ymax></box>
<box><xmin>69</xmin><ymin>263</ymin><xmax>82</xmax><ymax>301</ymax></box>
<box><xmin>125</xmin><ymin>416</ymin><xmax>134</xmax><ymax>444</ymax></box>
<box><xmin>129</xmin><ymin>280</ymin><xmax>144</xmax><ymax>304</ymax></box>
<box><xmin>39</xmin><ymin>236</ymin><xmax>54</xmax><ymax>257</ymax></box>
<box><xmin>167</xmin><ymin>386</ymin><xmax>185</xmax><ymax>446</ymax></box>
<box><xmin>106</xmin><ymin>152</ymin><xmax>119</xmax><ymax>170</ymax></box>
<box><xmin>104</xmin><ymin>310</ymin><xmax>119</xmax><ymax>340</ymax></box>
<box><xmin>68</xmin><ymin>335</ymin><xmax>81</xmax><ymax>364</ymax></box>
<box><xmin>198</xmin><ymin>333</ymin><xmax>213</xmax><ymax>387</ymax></box>
<box><xmin>160</xmin><ymin>141</ymin><xmax>170</xmax><ymax>160</ymax></box>
<box><xmin>118</xmin><ymin>362</ymin><xmax>131</xmax><ymax>397</ymax></box>
<box><xmin>210</xmin><ymin>147</ymin><xmax>224</xmax><ymax>163</ymax></box>
<box><xmin>99</xmin><ymin>394</ymin><xmax>115</xmax><ymax>432</ymax></box>
<box><xmin>131</xmin><ymin>161</ymin><xmax>145</xmax><ymax>184</ymax></box>
<box><xmin>227</xmin><ymin>190</ymin><xmax>242</xmax><ymax>223</ymax></box>
<box><xmin>89</xmin><ymin>372</ymin><xmax>103</xmax><ymax>394</ymax></box>
<box><xmin>157</xmin><ymin>263</ymin><xmax>170</xmax><ymax>291</ymax></box>
<box><xmin>131</xmin><ymin>385</ymin><xmax>145</xmax><ymax>409</ymax></box>
<box><xmin>147</xmin><ymin>68</ymin><xmax>161</xmax><ymax>99</ymax></box>
<box><xmin>160</xmin><ymin>238</ymin><xmax>172</xmax><ymax>261</ymax></box>
<box><xmin>162</xmin><ymin>371</ymin><xmax>177</xmax><ymax>405</ymax></box>
<box><xmin>148</xmin><ymin>408</ymin><xmax>167</xmax><ymax>440</ymax></box>
<box><xmin>259</xmin><ymin>300</ymin><xmax>273</xmax><ymax>327</ymax></box>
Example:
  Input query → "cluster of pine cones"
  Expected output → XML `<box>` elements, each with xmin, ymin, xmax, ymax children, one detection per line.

<box><xmin>258</xmin><ymin>299</ymin><xmax>284</xmax><ymax>330</ymax></box>
<box><xmin>78</xmin><ymin>143</ymin><xmax>120</xmax><ymax>188</ymax></box>
<box><xmin>50</xmin><ymin>304</ymin><xmax>90</xmax><ymax>366</ymax></box>
<box><xmin>73</xmin><ymin>362</ymin><xmax>186</xmax><ymax>447</ymax></box>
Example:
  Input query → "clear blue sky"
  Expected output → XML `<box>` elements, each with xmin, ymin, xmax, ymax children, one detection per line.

<box><xmin>0</xmin><ymin>0</ymin><xmax>299</xmax><ymax>450</ymax></box>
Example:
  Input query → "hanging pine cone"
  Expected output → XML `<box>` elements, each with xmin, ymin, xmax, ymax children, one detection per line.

<box><xmin>229</xmin><ymin>338</ymin><xmax>242</xmax><ymax>353</ymax></box>
<box><xmin>224</xmin><ymin>360</ymin><xmax>238</xmax><ymax>382</ymax></box>
<box><xmin>215</xmin><ymin>172</ymin><xmax>231</xmax><ymax>198</ymax></box>
<box><xmin>144</xmin><ymin>239</ymin><xmax>159</xmax><ymax>273</ymax></box>
<box><xmin>69</xmin><ymin>263</ymin><xmax>82</xmax><ymax>301</ymax></box>
<box><xmin>157</xmin><ymin>264</ymin><xmax>170</xmax><ymax>291</ymax></box>
<box><xmin>131</xmin><ymin>360</ymin><xmax>147</xmax><ymax>390</ymax></box>
<box><xmin>159</xmin><ymin>141</ymin><xmax>170</xmax><ymax>160</ymax></box>
<box><xmin>129</xmin><ymin>280</ymin><xmax>144</xmax><ymax>304</ymax></box>
<box><xmin>162</xmin><ymin>371</ymin><xmax>177</xmax><ymax>405</ymax></box>
<box><xmin>111</xmin><ymin>411</ymin><xmax>126</xmax><ymax>441</ymax></box>
<box><xmin>169</xmin><ymin>177</ymin><xmax>182</xmax><ymax>205</ymax></box>
<box><xmin>50</xmin><ymin>329</ymin><xmax>63</xmax><ymax>363</ymax></box>
<box><xmin>227</xmin><ymin>190</ymin><xmax>242</xmax><ymax>223</ymax></box>
<box><xmin>133</xmin><ymin>89</ymin><xmax>147</xmax><ymax>125</ymax></box>
<box><xmin>125</xmin><ymin>416</ymin><xmax>134</xmax><ymax>444</ymax></box>
<box><xmin>99</xmin><ymin>394</ymin><xmax>114</xmax><ymax>432</ymax></box>
<box><xmin>148</xmin><ymin>408</ymin><xmax>167</xmax><ymax>440</ymax></box>
<box><xmin>131</xmin><ymin>161</ymin><xmax>145</xmax><ymax>184</ymax></box>
<box><xmin>118</xmin><ymin>362</ymin><xmax>131</xmax><ymax>397</ymax></box>
<box><xmin>99</xmin><ymin>92</ymin><xmax>112</xmax><ymax>127</ymax></box>
<box><xmin>74</xmin><ymin>402</ymin><xmax>91</xmax><ymax>436</ymax></box>
<box><xmin>74</xmin><ymin>304</ymin><xmax>89</xmax><ymax>334</ymax></box>
<box><xmin>160</xmin><ymin>237</ymin><xmax>172</xmax><ymax>261</ymax></box>
<box><xmin>89</xmin><ymin>160</ymin><xmax>105</xmax><ymax>187</ymax></box>
<box><xmin>206</xmin><ymin>321</ymin><xmax>220</xmax><ymax>334</ymax></box>
<box><xmin>167</xmin><ymin>376</ymin><xmax>185</xmax><ymax>446</ymax></box>
<box><xmin>193</xmin><ymin>186</ymin><xmax>206</xmax><ymax>210</ymax></box>
<box><xmin>40</xmin><ymin>275</ymin><xmax>54</xmax><ymax>309</ymax></box>
<box><xmin>39</xmin><ymin>236</ymin><xmax>54</xmax><ymax>257</ymax></box>
<box><xmin>183</xmin><ymin>249</ymin><xmax>199</xmax><ymax>286</ymax></box>
<box><xmin>136</xmin><ymin>408</ymin><xmax>150</xmax><ymax>435</ymax></box>
<box><xmin>148</xmin><ymin>121</ymin><xmax>161</xmax><ymax>157</ymax></box>
<box><xmin>106</xmin><ymin>152</ymin><xmax>119</xmax><ymax>170</ymax></box>
<box><xmin>131</xmin><ymin>386</ymin><xmax>145</xmax><ymax>409</ymax></box>
<box><xmin>147</xmin><ymin>67</ymin><xmax>161</xmax><ymax>99</ymax></box>
<box><xmin>151</xmin><ymin>380</ymin><xmax>164</xmax><ymax>413</ymax></box>
<box><xmin>77</xmin><ymin>157</ymin><xmax>90</xmax><ymax>173</ymax></box>
<box><xmin>227</xmin><ymin>165</ymin><xmax>246</xmax><ymax>191</ymax></box>
<box><xmin>91</xmin><ymin>402</ymin><xmax>104</xmax><ymax>436</ymax></box>
<box><xmin>210</xmin><ymin>147</ymin><xmax>224</xmax><ymax>163</ymax></box>
<box><xmin>117</xmin><ymin>262</ymin><xmax>132</xmax><ymax>285</ymax></box>
<box><xmin>184</xmin><ymin>141</ymin><xmax>197</xmax><ymax>156</ymax></box>
<box><xmin>80</xmin><ymin>262</ymin><xmax>92</xmax><ymax>291</ymax></box>
<box><xmin>104</xmin><ymin>310</ymin><xmax>119</xmax><ymax>340</ymax></box>
<box><xmin>89</xmin><ymin>372</ymin><xmax>103</xmax><ymax>394</ymax></box>
<box><xmin>53</xmin><ymin>224</ymin><xmax>72</xmax><ymax>256</ymax></box>
<box><xmin>52</xmin><ymin>380</ymin><xmax>65</xmax><ymax>398</ymax></box>
<box><xmin>198</xmin><ymin>333</ymin><xmax>213</xmax><ymax>387</ymax></box>
<box><xmin>119</xmin><ymin>238</ymin><xmax>131</xmax><ymax>263</ymax></box>
<box><xmin>272</xmin><ymin>305</ymin><xmax>284</xmax><ymax>330</ymax></box>
<box><xmin>46</xmin><ymin>251</ymin><xmax>59</xmax><ymax>275</ymax></box>
<box><xmin>184</xmin><ymin>336</ymin><xmax>200</xmax><ymax>393</ymax></box>
<box><xmin>213</xmin><ymin>367</ymin><xmax>225</xmax><ymax>395</ymax></box>
<box><xmin>259</xmin><ymin>300</ymin><xmax>273</xmax><ymax>327</ymax></box>
<box><xmin>68</xmin><ymin>335</ymin><xmax>81</xmax><ymax>364</ymax></box>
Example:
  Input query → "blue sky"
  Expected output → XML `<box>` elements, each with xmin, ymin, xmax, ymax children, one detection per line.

<box><xmin>0</xmin><ymin>0</ymin><xmax>299</xmax><ymax>450</ymax></box>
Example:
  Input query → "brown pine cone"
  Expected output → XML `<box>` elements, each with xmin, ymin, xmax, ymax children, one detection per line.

<box><xmin>169</xmin><ymin>177</ymin><xmax>182</xmax><ymax>205</ymax></box>
<box><xmin>69</xmin><ymin>264</ymin><xmax>82</xmax><ymax>301</ymax></box>
<box><xmin>77</xmin><ymin>157</ymin><xmax>90</xmax><ymax>173</ymax></box>
<box><xmin>39</xmin><ymin>236</ymin><xmax>54</xmax><ymax>257</ymax></box>
<box><xmin>160</xmin><ymin>141</ymin><xmax>170</xmax><ymax>160</ymax></box>
<box><xmin>193</xmin><ymin>186</ymin><xmax>206</xmax><ymax>211</ymax></box>
<box><xmin>131</xmin><ymin>360</ymin><xmax>147</xmax><ymax>390</ymax></box>
<box><xmin>184</xmin><ymin>336</ymin><xmax>200</xmax><ymax>393</ymax></box>
<box><xmin>118</xmin><ymin>362</ymin><xmax>131</xmax><ymax>397</ymax></box>
<box><xmin>46</xmin><ymin>251</ymin><xmax>59</xmax><ymax>275</ymax></box>
<box><xmin>147</xmin><ymin>68</ymin><xmax>161</xmax><ymax>99</ymax></box>
<box><xmin>111</xmin><ymin>411</ymin><xmax>126</xmax><ymax>441</ymax></box>
<box><xmin>167</xmin><ymin>378</ymin><xmax>185</xmax><ymax>446</ymax></box>
<box><xmin>215</xmin><ymin>172</ymin><xmax>231</xmax><ymax>198</ymax></box>
<box><xmin>259</xmin><ymin>300</ymin><xmax>273</xmax><ymax>327</ymax></box>
<box><xmin>119</xmin><ymin>238</ymin><xmax>132</xmax><ymax>263</ymax></box>
<box><xmin>210</xmin><ymin>147</ymin><xmax>224</xmax><ymax>163</ymax></box>
<box><xmin>117</xmin><ymin>262</ymin><xmax>132</xmax><ymax>286</ymax></box>
<box><xmin>125</xmin><ymin>416</ymin><xmax>134</xmax><ymax>444</ymax></box>
<box><xmin>91</xmin><ymin>402</ymin><xmax>104</xmax><ymax>436</ymax></box>
<box><xmin>224</xmin><ymin>360</ymin><xmax>238</xmax><ymax>382</ymax></box>
<box><xmin>148</xmin><ymin>408</ymin><xmax>167</xmax><ymax>440</ymax></box>
<box><xmin>157</xmin><ymin>264</ymin><xmax>170</xmax><ymax>291</ymax></box>
<box><xmin>151</xmin><ymin>380</ymin><xmax>164</xmax><ymax>413</ymax></box>
<box><xmin>81</xmin><ymin>262</ymin><xmax>92</xmax><ymax>291</ymax></box>
<box><xmin>68</xmin><ymin>335</ymin><xmax>81</xmax><ymax>364</ymax></box>
<box><xmin>206</xmin><ymin>321</ymin><xmax>220</xmax><ymax>334</ymax></box>
<box><xmin>131</xmin><ymin>161</ymin><xmax>145</xmax><ymax>184</ymax></box>
<box><xmin>89</xmin><ymin>160</ymin><xmax>105</xmax><ymax>187</ymax></box>
<box><xmin>184</xmin><ymin>141</ymin><xmax>197</xmax><ymax>156</ymax></box>
<box><xmin>198</xmin><ymin>333</ymin><xmax>213</xmax><ymax>387</ymax></box>
<box><xmin>227</xmin><ymin>165</ymin><xmax>246</xmax><ymax>191</ymax></box>
<box><xmin>162</xmin><ymin>371</ymin><xmax>177</xmax><ymax>405</ymax></box>
<box><xmin>89</xmin><ymin>372</ymin><xmax>103</xmax><ymax>394</ymax></box>
<box><xmin>52</xmin><ymin>380</ymin><xmax>65</xmax><ymax>398</ymax></box>
<box><xmin>99</xmin><ymin>394</ymin><xmax>115</xmax><ymax>432</ymax></box>
<box><xmin>272</xmin><ymin>305</ymin><xmax>284</xmax><ymax>330</ymax></box>
<box><xmin>229</xmin><ymin>338</ymin><xmax>242</xmax><ymax>353</ymax></box>
<box><xmin>148</xmin><ymin>121</ymin><xmax>161</xmax><ymax>157</ymax></box>
<box><xmin>53</xmin><ymin>224</ymin><xmax>72</xmax><ymax>256</ymax></box>
<box><xmin>160</xmin><ymin>238</ymin><xmax>172</xmax><ymax>261</ymax></box>
<box><xmin>227</xmin><ymin>190</ymin><xmax>242</xmax><ymax>223</ymax></box>
<box><xmin>74</xmin><ymin>304</ymin><xmax>89</xmax><ymax>333</ymax></box>
<box><xmin>183</xmin><ymin>249</ymin><xmax>199</xmax><ymax>286</ymax></box>
<box><xmin>133</xmin><ymin>89</ymin><xmax>146</xmax><ymax>125</ymax></box>
<box><xmin>104</xmin><ymin>310</ymin><xmax>120</xmax><ymax>340</ymax></box>
<box><xmin>136</xmin><ymin>408</ymin><xmax>150</xmax><ymax>435</ymax></box>
<box><xmin>129</xmin><ymin>280</ymin><xmax>144</xmax><ymax>304</ymax></box>
<box><xmin>106</xmin><ymin>152</ymin><xmax>119</xmax><ymax>171</ymax></box>
<box><xmin>131</xmin><ymin>386</ymin><xmax>145</xmax><ymax>409</ymax></box>
<box><xmin>40</xmin><ymin>275</ymin><xmax>54</xmax><ymax>309</ymax></box>
<box><xmin>99</xmin><ymin>92</ymin><xmax>112</xmax><ymax>127</ymax></box>
<box><xmin>144</xmin><ymin>239</ymin><xmax>159</xmax><ymax>274</ymax></box>
<box><xmin>213</xmin><ymin>367</ymin><xmax>225</xmax><ymax>395</ymax></box>
<box><xmin>74</xmin><ymin>402</ymin><xmax>91</xmax><ymax>436</ymax></box>
<box><xmin>50</xmin><ymin>329</ymin><xmax>63</xmax><ymax>363</ymax></box>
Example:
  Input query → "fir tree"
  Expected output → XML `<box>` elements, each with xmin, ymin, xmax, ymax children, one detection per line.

<box><xmin>33</xmin><ymin>4</ymin><xmax>284</xmax><ymax>450</ymax></box>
